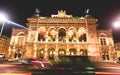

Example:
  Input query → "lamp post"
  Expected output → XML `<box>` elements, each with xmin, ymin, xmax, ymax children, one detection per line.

<box><xmin>0</xmin><ymin>13</ymin><xmax>7</xmax><ymax>36</ymax></box>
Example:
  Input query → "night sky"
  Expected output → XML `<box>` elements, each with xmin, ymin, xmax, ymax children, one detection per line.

<box><xmin>0</xmin><ymin>0</ymin><xmax>120</xmax><ymax>42</ymax></box>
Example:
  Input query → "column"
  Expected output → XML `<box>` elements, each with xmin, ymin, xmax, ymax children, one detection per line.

<box><xmin>56</xmin><ymin>32</ymin><xmax>58</xmax><ymax>42</ymax></box>
<box><xmin>55</xmin><ymin>44</ymin><xmax>59</xmax><ymax>61</ymax></box>
<box><xmin>66</xmin><ymin>45</ymin><xmax>69</xmax><ymax>55</ymax></box>
<box><xmin>33</xmin><ymin>43</ymin><xmax>37</xmax><ymax>58</ymax></box>
<box><xmin>77</xmin><ymin>45</ymin><xmax>80</xmax><ymax>55</ymax></box>
<box><xmin>44</xmin><ymin>44</ymin><xmax>48</xmax><ymax>60</ymax></box>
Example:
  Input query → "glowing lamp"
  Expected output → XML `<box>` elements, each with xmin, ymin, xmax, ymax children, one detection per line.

<box><xmin>0</xmin><ymin>12</ymin><xmax>7</xmax><ymax>36</ymax></box>
<box><xmin>0</xmin><ymin>13</ymin><xmax>7</xmax><ymax>22</ymax></box>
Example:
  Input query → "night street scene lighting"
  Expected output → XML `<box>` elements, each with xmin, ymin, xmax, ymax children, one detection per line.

<box><xmin>0</xmin><ymin>12</ymin><xmax>7</xmax><ymax>36</ymax></box>
<box><xmin>1</xmin><ymin>0</ymin><xmax>120</xmax><ymax>75</ymax></box>
<box><xmin>113</xmin><ymin>15</ymin><xmax>120</xmax><ymax>28</ymax></box>
<box><xmin>0</xmin><ymin>11</ymin><xmax>29</xmax><ymax>37</ymax></box>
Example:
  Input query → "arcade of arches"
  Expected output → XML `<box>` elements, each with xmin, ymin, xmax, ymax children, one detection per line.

<box><xmin>36</xmin><ymin>48</ymin><xmax>87</xmax><ymax>60</ymax></box>
<box><xmin>38</xmin><ymin>27</ymin><xmax>87</xmax><ymax>42</ymax></box>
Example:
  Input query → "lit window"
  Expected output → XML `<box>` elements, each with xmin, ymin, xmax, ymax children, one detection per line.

<box><xmin>100</xmin><ymin>38</ymin><xmax>106</xmax><ymax>45</ymax></box>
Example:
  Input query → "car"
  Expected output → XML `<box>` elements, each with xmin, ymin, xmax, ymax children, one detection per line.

<box><xmin>46</xmin><ymin>56</ymin><xmax>95</xmax><ymax>75</ymax></box>
<box><xmin>19</xmin><ymin>58</ymin><xmax>52</xmax><ymax>69</ymax></box>
<box><xmin>24</xmin><ymin>56</ymin><xmax>95</xmax><ymax>75</ymax></box>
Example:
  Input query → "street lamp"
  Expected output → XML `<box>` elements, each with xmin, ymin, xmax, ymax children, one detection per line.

<box><xmin>113</xmin><ymin>15</ymin><xmax>120</xmax><ymax>28</ymax></box>
<box><xmin>113</xmin><ymin>20</ymin><xmax>120</xmax><ymax>28</ymax></box>
<box><xmin>0</xmin><ymin>13</ymin><xmax>7</xmax><ymax>36</ymax></box>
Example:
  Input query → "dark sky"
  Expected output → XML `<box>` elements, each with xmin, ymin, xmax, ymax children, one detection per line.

<box><xmin>0</xmin><ymin>0</ymin><xmax>120</xmax><ymax>42</ymax></box>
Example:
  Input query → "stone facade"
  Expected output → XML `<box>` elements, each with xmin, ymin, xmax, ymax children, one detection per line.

<box><xmin>0</xmin><ymin>35</ymin><xmax>10</xmax><ymax>57</ymax></box>
<box><xmin>8</xmin><ymin>10</ymin><xmax>115</xmax><ymax>62</ymax></box>
<box><xmin>114</xmin><ymin>42</ymin><xmax>120</xmax><ymax>61</ymax></box>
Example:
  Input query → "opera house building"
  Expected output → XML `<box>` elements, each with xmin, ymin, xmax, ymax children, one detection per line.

<box><xmin>8</xmin><ymin>10</ymin><xmax>116</xmax><ymax>62</ymax></box>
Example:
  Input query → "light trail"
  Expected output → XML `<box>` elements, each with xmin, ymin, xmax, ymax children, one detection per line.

<box><xmin>6</xmin><ymin>20</ymin><xmax>28</xmax><ymax>29</ymax></box>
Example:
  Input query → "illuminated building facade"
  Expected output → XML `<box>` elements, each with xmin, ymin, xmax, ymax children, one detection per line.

<box><xmin>114</xmin><ymin>42</ymin><xmax>120</xmax><ymax>61</ymax></box>
<box><xmin>8</xmin><ymin>10</ymin><xmax>115</xmax><ymax>62</ymax></box>
<box><xmin>0</xmin><ymin>35</ymin><xmax>10</xmax><ymax>57</ymax></box>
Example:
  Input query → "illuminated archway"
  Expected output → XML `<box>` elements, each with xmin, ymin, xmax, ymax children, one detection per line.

<box><xmin>58</xmin><ymin>28</ymin><xmax>66</xmax><ymax>42</ymax></box>
<box><xmin>80</xmin><ymin>49</ymin><xmax>87</xmax><ymax>56</ymax></box>
<box><xmin>14</xmin><ymin>32</ymin><xmax>25</xmax><ymax>59</ymax></box>
<box><xmin>14</xmin><ymin>49</ymin><xmax>21</xmax><ymax>58</ymax></box>
<box><xmin>68</xmin><ymin>27</ymin><xmax>76</xmax><ymax>42</ymax></box>
<box><xmin>48</xmin><ymin>48</ymin><xmax>55</xmax><ymax>60</ymax></box>
<box><xmin>69</xmin><ymin>48</ymin><xmax>77</xmax><ymax>55</ymax></box>
<box><xmin>58</xmin><ymin>49</ymin><xmax>66</xmax><ymax>56</ymax></box>
<box><xmin>78</xmin><ymin>27</ymin><xmax>86</xmax><ymax>42</ymax></box>
<box><xmin>101</xmin><ymin>49</ymin><xmax>109</xmax><ymax>60</ymax></box>
<box><xmin>48</xmin><ymin>28</ymin><xmax>57</xmax><ymax>41</ymax></box>
<box><xmin>37</xmin><ymin>48</ymin><xmax>44</xmax><ymax>59</ymax></box>
<box><xmin>38</xmin><ymin>26</ymin><xmax>46</xmax><ymax>41</ymax></box>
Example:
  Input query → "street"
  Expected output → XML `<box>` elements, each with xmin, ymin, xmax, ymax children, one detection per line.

<box><xmin>0</xmin><ymin>61</ymin><xmax>120</xmax><ymax>75</ymax></box>
<box><xmin>94</xmin><ymin>62</ymin><xmax>120</xmax><ymax>75</ymax></box>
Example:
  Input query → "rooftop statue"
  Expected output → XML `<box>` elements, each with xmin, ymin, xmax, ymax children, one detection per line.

<box><xmin>34</xmin><ymin>8</ymin><xmax>40</xmax><ymax>14</ymax></box>
<box><xmin>85</xmin><ymin>9</ymin><xmax>89</xmax><ymax>15</ymax></box>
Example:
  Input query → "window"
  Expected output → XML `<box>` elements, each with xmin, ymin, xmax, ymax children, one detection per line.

<box><xmin>100</xmin><ymin>38</ymin><xmax>106</xmax><ymax>45</ymax></box>
<box><xmin>38</xmin><ymin>27</ymin><xmax>46</xmax><ymax>41</ymax></box>
<box><xmin>80</xmin><ymin>49</ymin><xmax>87</xmax><ymax>56</ymax></box>
<box><xmin>102</xmin><ymin>52</ymin><xmax>109</xmax><ymax>60</ymax></box>
<box><xmin>78</xmin><ymin>28</ymin><xmax>87</xmax><ymax>42</ymax></box>
<box><xmin>18</xmin><ymin>37</ymin><xmax>24</xmax><ymax>46</ymax></box>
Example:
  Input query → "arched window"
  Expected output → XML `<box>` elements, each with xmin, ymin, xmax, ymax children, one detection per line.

<box><xmin>68</xmin><ymin>27</ymin><xmax>76</xmax><ymax>42</ymax></box>
<box><xmin>78</xmin><ymin>27</ymin><xmax>86</xmax><ymax>42</ymax></box>
<box><xmin>99</xmin><ymin>33</ymin><xmax>107</xmax><ymax>45</ymax></box>
<box><xmin>17</xmin><ymin>32</ymin><xmax>25</xmax><ymax>46</ymax></box>
<box><xmin>58</xmin><ymin>28</ymin><xmax>66</xmax><ymax>42</ymax></box>
<box><xmin>100</xmin><ymin>38</ymin><xmax>106</xmax><ymax>45</ymax></box>
<box><xmin>38</xmin><ymin>27</ymin><xmax>46</xmax><ymax>41</ymax></box>
<box><xmin>48</xmin><ymin>48</ymin><xmax>55</xmax><ymax>60</ymax></box>
<box><xmin>48</xmin><ymin>28</ymin><xmax>57</xmax><ymax>41</ymax></box>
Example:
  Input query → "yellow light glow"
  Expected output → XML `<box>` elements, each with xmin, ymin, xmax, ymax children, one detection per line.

<box><xmin>0</xmin><ymin>73</ymin><xmax>31</xmax><ymax>75</ymax></box>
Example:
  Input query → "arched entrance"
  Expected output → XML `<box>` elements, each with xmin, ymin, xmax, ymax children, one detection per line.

<box><xmin>37</xmin><ymin>48</ymin><xmax>44</xmax><ymax>59</ymax></box>
<box><xmin>14</xmin><ymin>49</ymin><xmax>21</xmax><ymax>59</ymax></box>
<box><xmin>58</xmin><ymin>49</ymin><xmax>66</xmax><ymax>57</ymax></box>
<box><xmin>80</xmin><ymin>49</ymin><xmax>87</xmax><ymax>56</ymax></box>
<box><xmin>48</xmin><ymin>48</ymin><xmax>55</xmax><ymax>60</ymax></box>
<box><xmin>102</xmin><ymin>50</ymin><xmax>109</xmax><ymax>60</ymax></box>
<box><xmin>69</xmin><ymin>48</ymin><xmax>76</xmax><ymax>55</ymax></box>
